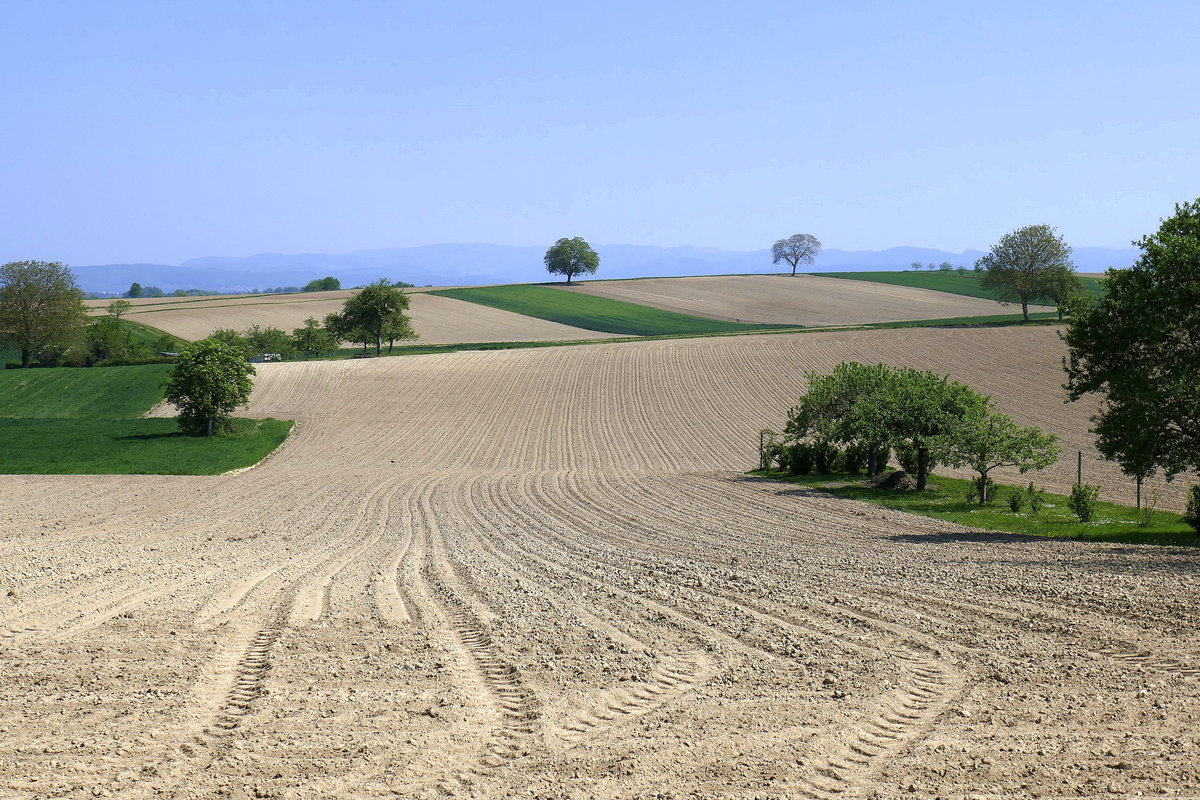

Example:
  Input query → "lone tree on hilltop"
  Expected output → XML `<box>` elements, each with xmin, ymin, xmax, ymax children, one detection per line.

<box><xmin>1063</xmin><ymin>198</ymin><xmax>1200</xmax><ymax>510</ymax></box>
<box><xmin>0</xmin><ymin>260</ymin><xmax>87</xmax><ymax>368</ymax></box>
<box><xmin>325</xmin><ymin>279</ymin><xmax>416</xmax><ymax>356</ymax></box>
<box><xmin>772</xmin><ymin>234</ymin><xmax>821</xmax><ymax>276</ymax></box>
<box><xmin>164</xmin><ymin>338</ymin><xmax>255</xmax><ymax>437</ymax></box>
<box><xmin>544</xmin><ymin>237</ymin><xmax>600</xmax><ymax>284</ymax></box>
<box><xmin>977</xmin><ymin>224</ymin><xmax>1075</xmax><ymax>321</ymax></box>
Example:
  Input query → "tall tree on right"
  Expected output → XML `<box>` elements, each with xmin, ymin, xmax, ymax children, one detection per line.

<box><xmin>976</xmin><ymin>224</ymin><xmax>1075</xmax><ymax>321</ymax></box>
<box><xmin>771</xmin><ymin>234</ymin><xmax>822</xmax><ymax>276</ymax></box>
<box><xmin>1062</xmin><ymin>198</ymin><xmax>1200</xmax><ymax>493</ymax></box>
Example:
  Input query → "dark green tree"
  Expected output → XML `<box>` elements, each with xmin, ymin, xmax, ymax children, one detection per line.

<box><xmin>291</xmin><ymin>317</ymin><xmax>338</xmax><ymax>358</ymax></box>
<box><xmin>326</xmin><ymin>279</ymin><xmax>415</xmax><ymax>356</ymax></box>
<box><xmin>1063</xmin><ymin>198</ymin><xmax>1200</xmax><ymax>488</ymax></box>
<box><xmin>127</xmin><ymin>282</ymin><xmax>144</xmax><ymax>298</ymax></box>
<box><xmin>544</xmin><ymin>237</ymin><xmax>600</xmax><ymax>284</ymax></box>
<box><xmin>977</xmin><ymin>224</ymin><xmax>1074</xmax><ymax>321</ymax></box>
<box><xmin>302</xmin><ymin>276</ymin><xmax>341</xmax><ymax>292</ymax></box>
<box><xmin>0</xmin><ymin>260</ymin><xmax>88</xmax><ymax>367</ymax></box>
<box><xmin>163</xmin><ymin>338</ymin><xmax>255</xmax><ymax>437</ymax></box>
<box><xmin>1040</xmin><ymin>263</ymin><xmax>1083</xmax><ymax>321</ymax></box>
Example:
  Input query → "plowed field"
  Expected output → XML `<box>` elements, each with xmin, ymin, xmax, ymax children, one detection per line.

<box><xmin>89</xmin><ymin>291</ymin><xmax>616</xmax><ymax>344</ymax></box>
<box><xmin>564</xmin><ymin>274</ymin><xmax>1054</xmax><ymax>325</ymax></box>
<box><xmin>2</xmin><ymin>326</ymin><xmax>1198</xmax><ymax>799</ymax></box>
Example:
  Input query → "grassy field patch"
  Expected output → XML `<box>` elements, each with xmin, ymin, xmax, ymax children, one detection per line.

<box><xmin>0</xmin><ymin>364</ymin><xmax>291</xmax><ymax>475</ymax></box>
<box><xmin>430</xmin><ymin>285</ymin><xmax>797</xmax><ymax>336</ymax></box>
<box><xmin>753</xmin><ymin>469</ymin><xmax>1197</xmax><ymax>547</ymax></box>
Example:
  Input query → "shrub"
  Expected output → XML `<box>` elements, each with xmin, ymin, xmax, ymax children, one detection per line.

<box><xmin>842</xmin><ymin>443</ymin><xmax>867</xmax><ymax>475</ymax></box>
<box><xmin>1068</xmin><ymin>483</ymin><xmax>1100</xmax><ymax>523</ymax></box>
<box><xmin>1026</xmin><ymin>482</ymin><xmax>1046</xmax><ymax>513</ymax></box>
<box><xmin>812</xmin><ymin>440</ymin><xmax>841</xmax><ymax>474</ymax></box>
<box><xmin>964</xmin><ymin>475</ymin><xmax>996</xmax><ymax>505</ymax></box>
<box><xmin>1185</xmin><ymin>485</ymin><xmax>1200</xmax><ymax>533</ymax></box>
<box><xmin>895</xmin><ymin>444</ymin><xmax>936</xmax><ymax>476</ymax></box>
<box><xmin>787</xmin><ymin>443</ymin><xmax>814</xmax><ymax>475</ymax></box>
<box><xmin>1006</xmin><ymin>486</ymin><xmax>1026</xmax><ymax>513</ymax></box>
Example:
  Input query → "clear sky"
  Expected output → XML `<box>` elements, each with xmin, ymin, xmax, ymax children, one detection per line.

<box><xmin>2</xmin><ymin>1</ymin><xmax>1197</xmax><ymax>265</ymax></box>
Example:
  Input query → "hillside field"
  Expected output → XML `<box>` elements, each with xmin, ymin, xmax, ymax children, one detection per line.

<box><xmin>561</xmin><ymin>274</ymin><xmax>1056</xmax><ymax>325</ymax></box>
<box><xmin>1</xmin><ymin>326</ymin><xmax>1198</xmax><ymax>798</ymax></box>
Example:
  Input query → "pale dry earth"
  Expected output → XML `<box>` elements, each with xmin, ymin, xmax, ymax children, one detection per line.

<box><xmin>561</xmin><ymin>275</ymin><xmax>1055</xmax><ymax>326</ymax></box>
<box><xmin>2</xmin><ymin>327</ymin><xmax>1199</xmax><ymax>799</ymax></box>
<box><xmin>88</xmin><ymin>291</ymin><xmax>617</xmax><ymax>345</ymax></box>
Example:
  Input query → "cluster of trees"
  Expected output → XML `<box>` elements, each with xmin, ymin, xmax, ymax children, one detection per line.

<box><xmin>777</xmin><ymin>361</ymin><xmax>1059</xmax><ymax>503</ymax></box>
<box><xmin>910</xmin><ymin>260</ymin><xmax>974</xmax><ymax>276</ymax></box>
<box><xmin>126</xmin><ymin>283</ymin><xmax>221</xmax><ymax>298</ymax></box>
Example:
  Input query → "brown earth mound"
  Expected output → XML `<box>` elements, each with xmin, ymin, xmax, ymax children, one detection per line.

<box><xmin>866</xmin><ymin>469</ymin><xmax>918</xmax><ymax>490</ymax></box>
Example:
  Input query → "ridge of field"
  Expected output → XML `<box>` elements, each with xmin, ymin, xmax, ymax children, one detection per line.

<box><xmin>87</xmin><ymin>289</ymin><xmax>619</xmax><ymax>344</ymax></box>
<box><xmin>558</xmin><ymin>273</ymin><xmax>1056</xmax><ymax>326</ymax></box>
<box><xmin>818</xmin><ymin>269</ymin><xmax>1106</xmax><ymax>301</ymax></box>
<box><xmin>430</xmin><ymin>284</ymin><xmax>794</xmax><ymax>335</ymax></box>
<box><xmin>0</xmin><ymin>364</ymin><xmax>291</xmax><ymax>474</ymax></box>
<box><xmin>5</xmin><ymin>324</ymin><xmax>1198</xmax><ymax>798</ymax></box>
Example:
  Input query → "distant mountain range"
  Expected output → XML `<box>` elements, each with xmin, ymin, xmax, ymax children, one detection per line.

<box><xmin>70</xmin><ymin>243</ymin><xmax>1141</xmax><ymax>294</ymax></box>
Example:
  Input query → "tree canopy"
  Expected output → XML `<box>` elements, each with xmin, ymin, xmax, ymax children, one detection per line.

<box><xmin>292</xmin><ymin>317</ymin><xmax>339</xmax><ymax>358</ymax></box>
<box><xmin>1063</xmin><ymin>197</ymin><xmax>1200</xmax><ymax>482</ymax></box>
<box><xmin>163</xmin><ymin>338</ymin><xmax>255</xmax><ymax>437</ymax></box>
<box><xmin>302</xmin><ymin>276</ymin><xmax>341</xmax><ymax>292</ymax></box>
<box><xmin>786</xmin><ymin>362</ymin><xmax>1057</xmax><ymax>492</ymax></box>
<box><xmin>0</xmin><ymin>260</ymin><xmax>88</xmax><ymax>367</ymax></box>
<box><xmin>976</xmin><ymin>224</ymin><xmax>1076</xmax><ymax>321</ymax></box>
<box><xmin>325</xmin><ymin>279</ymin><xmax>416</xmax><ymax>356</ymax></box>
<box><xmin>771</xmin><ymin>234</ymin><xmax>821</xmax><ymax>276</ymax></box>
<box><xmin>544</xmin><ymin>237</ymin><xmax>600</xmax><ymax>284</ymax></box>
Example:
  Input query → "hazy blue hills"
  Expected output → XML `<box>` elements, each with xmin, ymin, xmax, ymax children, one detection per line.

<box><xmin>70</xmin><ymin>243</ymin><xmax>1141</xmax><ymax>294</ymax></box>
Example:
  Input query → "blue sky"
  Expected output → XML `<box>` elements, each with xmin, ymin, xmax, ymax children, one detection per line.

<box><xmin>2</xmin><ymin>1</ymin><xmax>1197</xmax><ymax>265</ymax></box>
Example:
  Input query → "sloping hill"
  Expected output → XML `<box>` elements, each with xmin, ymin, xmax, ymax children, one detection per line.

<box><xmin>87</xmin><ymin>290</ymin><xmax>620</xmax><ymax>344</ymax></box>
<box><xmin>559</xmin><ymin>274</ymin><xmax>1053</xmax><ymax>325</ymax></box>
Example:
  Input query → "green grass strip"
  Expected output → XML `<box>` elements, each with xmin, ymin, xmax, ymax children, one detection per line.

<box><xmin>430</xmin><ymin>284</ymin><xmax>798</xmax><ymax>336</ymax></box>
<box><xmin>0</xmin><ymin>363</ymin><xmax>292</xmax><ymax>475</ymax></box>
<box><xmin>751</xmin><ymin>469</ymin><xmax>1197</xmax><ymax>547</ymax></box>
<box><xmin>815</xmin><ymin>270</ymin><xmax>1105</xmax><ymax>302</ymax></box>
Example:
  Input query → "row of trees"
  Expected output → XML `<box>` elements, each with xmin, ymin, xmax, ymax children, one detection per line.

<box><xmin>782</xmin><ymin>362</ymin><xmax>1060</xmax><ymax>503</ymax></box>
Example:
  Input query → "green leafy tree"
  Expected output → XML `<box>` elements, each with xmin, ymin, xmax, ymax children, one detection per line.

<box><xmin>208</xmin><ymin>328</ymin><xmax>251</xmax><ymax>357</ymax></box>
<box><xmin>326</xmin><ymin>279</ymin><xmax>415</xmax><ymax>356</ymax></box>
<box><xmin>771</xmin><ymin>234</ymin><xmax>821</xmax><ymax>277</ymax></box>
<box><xmin>163</xmin><ymin>338</ymin><xmax>255</xmax><ymax>436</ymax></box>
<box><xmin>977</xmin><ymin>224</ymin><xmax>1075</xmax><ymax>321</ymax></box>
<box><xmin>243</xmin><ymin>324</ymin><xmax>294</xmax><ymax>359</ymax></box>
<box><xmin>849</xmin><ymin>366</ymin><xmax>984</xmax><ymax>490</ymax></box>
<box><xmin>786</xmin><ymin>361</ymin><xmax>894</xmax><ymax>475</ymax></box>
<box><xmin>83</xmin><ymin>317</ymin><xmax>152</xmax><ymax>365</ymax></box>
<box><xmin>0</xmin><ymin>260</ymin><xmax>88</xmax><ymax>367</ymax></box>
<box><xmin>292</xmin><ymin>317</ymin><xmax>338</xmax><ymax>358</ymax></box>
<box><xmin>106</xmin><ymin>298</ymin><xmax>132</xmax><ymax>320</ymax></box>
<box><xmin>1063</xmin><ymin>198</ymin><xmax>1200</xmax><ymax>484</ymax></box>
<box><xmin>938</xmin><ymin>261</ymin><xmax>954</xmax><ymax>272</ymax></box>
<box><xmin>1040</xmin><ymin>263</ymin><xmax>1083</xmax><ymax>321</ymax></box>
<box><xmin>302</xmin><ymin>276</ymin><xmax>341</xmax><ymax>292</ymax></box>
<box><xmin>940</xmin><ymin>402</ymin><xmax>1060</xmax><ymax>504</ymax></box>
<box><xmin>127</xmin><ymin>282</ymin><xmax>144</xmax><ymax>298</ymax></box>
<box><xmin>545</xmin><ymin>237</ymin><xmax>600</xmax><ymax>284</ymax></box>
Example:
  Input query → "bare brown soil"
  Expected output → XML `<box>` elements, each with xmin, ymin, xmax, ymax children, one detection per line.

<box><xmin>89</xmin><ymin>291</ymin><xmax>616</xmax><ymax>345</ymax></box>
<box><xmin>3</xmin><ymin>327</ymin><xmax>1198</xmax><ymax>799</ymax></box>
<box><xmin>562</xmin><ymin>275</ymin><xmax>1054</xmax><ymax>325</ymax></box>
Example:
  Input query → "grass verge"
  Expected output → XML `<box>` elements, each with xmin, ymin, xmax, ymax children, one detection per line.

<box><xmin>430</xmin><ymin>284</ymin><xmax>798</xmax><ymax>336</ymax></box>
<box><xmin>815</xmin><ymin>270</ymin><xmax>1105</xmax><ymax>302</ymax></box>
<box><xmin>0</xmin><ymin>363</ymin><xmax>292</xmax><ymax>475</ymax></box>
<box><xmin>751</xmin><ymin>469</ymin><xmax>1198</xmax><ymax>547</ymax></box>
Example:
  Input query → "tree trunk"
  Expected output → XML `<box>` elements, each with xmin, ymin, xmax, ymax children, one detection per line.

<box><xmin>20</xmin><ymin>347</ymin><xmax>30</xmax><ymax>368</ymax></box>
<box><xmin>566</xmin><ymin>272</ymin><xmax>572</xmax><ymax>284</ymax></box>
<box><xmin>1021</xmin><ymin>299</ymin><xmax>1030</xmax><ymax>321</ymax></box>
<box><xmin>375</xmin><ymin>334</ymin><xmax>382</xmax><ymax>357</ymax></box>
<box><xmin>206</xmin><ymin>416</ymin><xmax>214</xmax><ymax>437</ymax></box>
<box><xmin>916</xmin><ymin>447</ymin><xmax>929</xmax><ymax>490</ymax></box>
<box><xmin>791</xmin><ymin>262</ymin><xmax>798</xmax><ymax>276</ymax></box>
<box><xmin>867</xmin><ymin>448</ymin><xmax>878</xmax><ymax>476</ymax></box>
<box><xmin>978</xmin><ymin>469</ymin><xmax>990</xmax><ymax>505</ymax></box>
